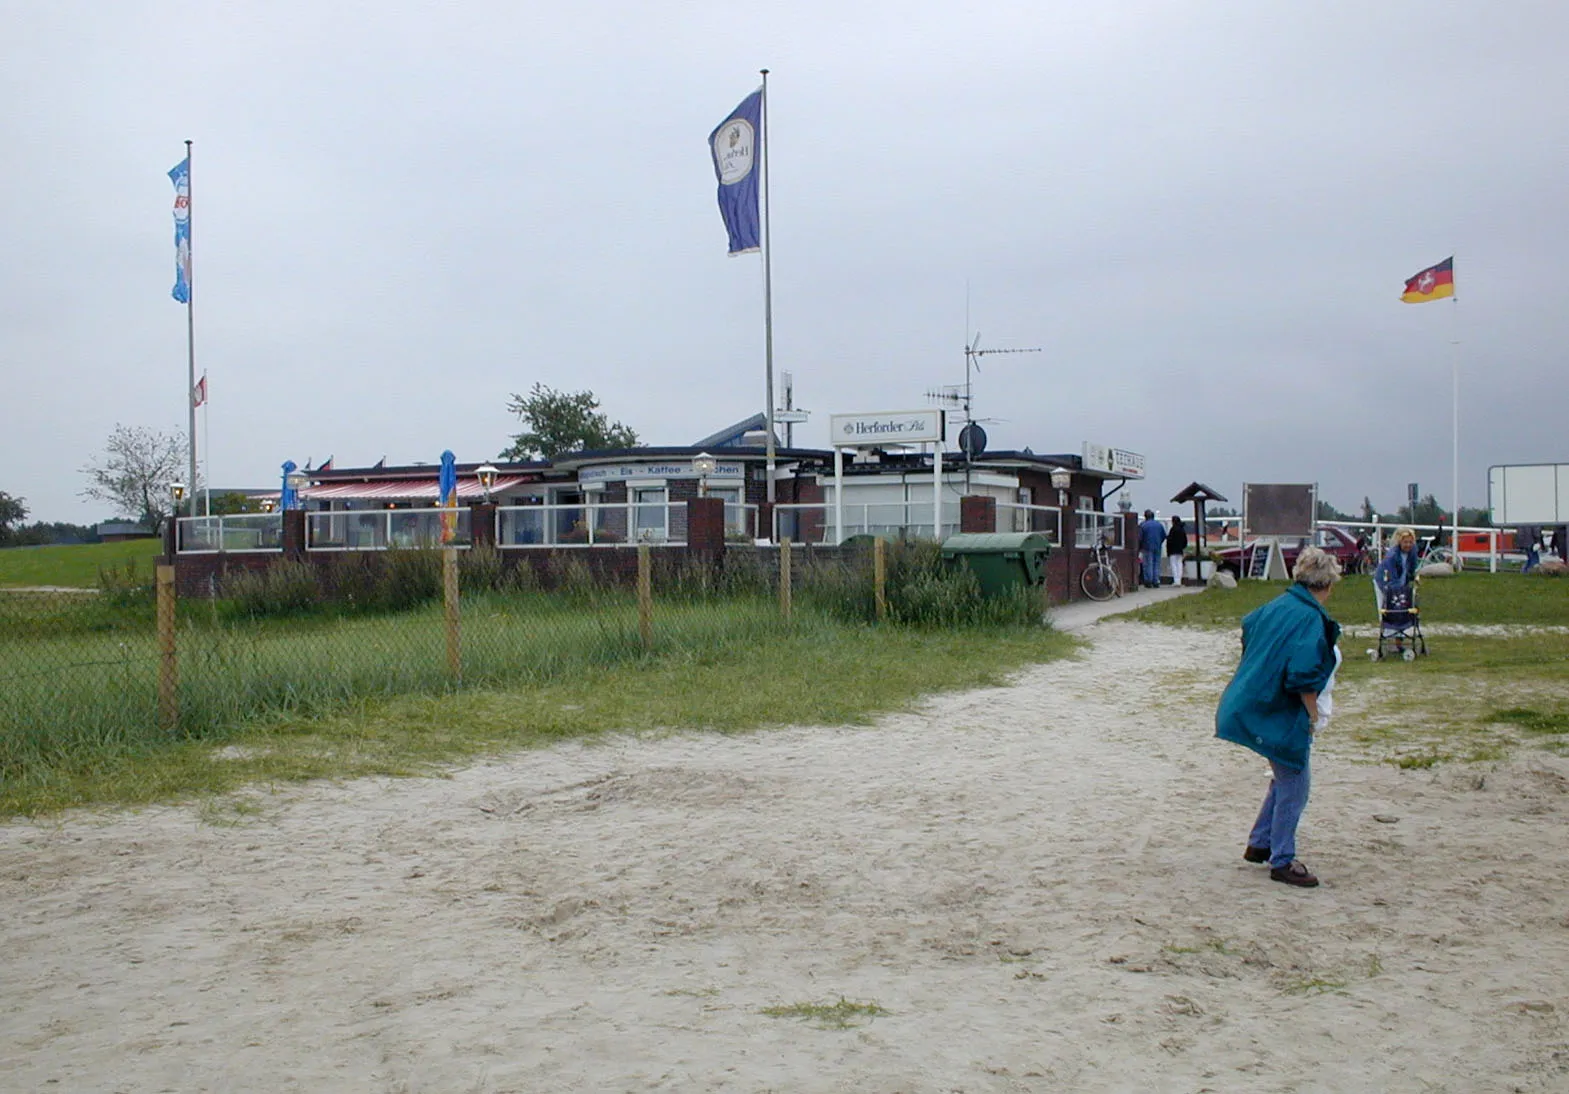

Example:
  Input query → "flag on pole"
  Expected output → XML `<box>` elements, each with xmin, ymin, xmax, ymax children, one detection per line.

<box><xmin>169</xmin><ymin>156</ymin><xmax>192</xmax><ymax>303</ymax></box>
<box><xmin>192</xmin><ymin>373</ymin><xmax>207</xmax><ymax>408</ymax></box>
<box><xmin>1400</xmin><ymin>256</ymin><xmax>1454</xmax><ymax>303</ymax></box>
<box><xmin>438</xmin><ymin>449</ymin><xmax>459</xmax><ymax>543</ymax></box>
<box><xmin>709</xmin><ymin>89</ymin><xmax>763</xmax><ymax>255</ymax></box>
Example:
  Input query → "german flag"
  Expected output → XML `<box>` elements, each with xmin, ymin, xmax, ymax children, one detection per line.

<box><xmin>1400</xmin><ymin>256</ymin><xmax>1455</xmax><ymax>303</ymax></box>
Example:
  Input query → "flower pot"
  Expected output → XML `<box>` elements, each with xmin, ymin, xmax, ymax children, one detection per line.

<box><xmin>1184</xmin><ymin>559</ymin><xmax>1215</xmax><ymax>582</ymax></box>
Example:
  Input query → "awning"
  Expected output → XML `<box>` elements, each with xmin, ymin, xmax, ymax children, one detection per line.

<box><xmin>300</xmin><ymin>476</ymin><xmax>531</xmax><ymax>501</ymax></box>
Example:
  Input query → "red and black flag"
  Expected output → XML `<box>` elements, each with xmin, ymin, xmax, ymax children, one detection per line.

<box><xmin>1400</xmin><ymin>256</ymin><xmax>1455</xmax><ymax>303</ymax></box>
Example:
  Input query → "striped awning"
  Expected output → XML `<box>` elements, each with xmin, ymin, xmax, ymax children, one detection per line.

<box><xmin>300</xmin><ymin>476</ymin><xmax>531</xmax><ymax>501</ymax></box>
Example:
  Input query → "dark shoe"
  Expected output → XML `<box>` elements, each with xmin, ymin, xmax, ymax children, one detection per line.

<box><xmin>1243</xmin><ymin>845</ymin><xmax>1270</xmax><ymax>863</ymax></box>
<box><xmin>1270</xmin><ymin>861</ymin><xmax>1319</xmax><ymax>888</ymax></box>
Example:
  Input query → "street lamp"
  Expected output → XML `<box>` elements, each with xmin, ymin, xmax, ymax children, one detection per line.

<box><xmin>475</xmin><ymin>463</ymin><xmax>499</xmax><ymax>502</ymax></box>
<box><xmin>283</xmin><ymin>467</ymin><xmax>309</xmax><ymax>510</ymax></box>
<box><xmin>259</xmin><ymin>497</ymin><xmax>276</xmax><ymax>514</ymax></box>
<box><xmin>1049</xmin><ymin>467</ymin><xmax>1073</xmax><ymax>491</ymax></box>
<box><xmin>692</xmin><ymin>451</ymin><xmax>717</xmax><ymax>497</ymax></box>
<box><xmin>170</xmin><ymin>481</ymin><xmax>186</xmax><ymax>512</ymax></box>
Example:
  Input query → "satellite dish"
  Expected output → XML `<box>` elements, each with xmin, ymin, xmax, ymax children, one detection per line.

<box><xmin>958</xmin><ymin>423</ymin><xmax>987</xmax><ymax>458</ymax></box>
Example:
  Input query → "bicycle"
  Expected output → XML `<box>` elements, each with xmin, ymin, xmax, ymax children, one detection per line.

<box><xmin>1080</xmin><ymin>533</ymin><xmax>1123</xmax><ymax>601</ymax></box>
<box><xmin>1416</xmin><ymin>536</ymin><xmax>1463</xmax><ymax>572</ymax></box>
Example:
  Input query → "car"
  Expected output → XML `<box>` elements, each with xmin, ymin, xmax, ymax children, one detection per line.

<box><xmin>1215</xmin><ymin>525</ymin><xmax>1368</xmax><ymax>578</ymax></box>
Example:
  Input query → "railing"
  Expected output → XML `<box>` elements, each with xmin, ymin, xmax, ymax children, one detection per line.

<box><xmin>1075</xmin><ymin>510</ymin><xmax>1125</xmax><ymax>549</ymax></box>
<box><xmin>307</xmin><ymin>509</ymin><xmax>472</xmax><ymax>551</ymax></box>
<box><xmin>771</xmin><ymin>502</ymin><xmax>959</xmax><ymax>545</ymax></box>
<box><xmin>496</xmin><ymin>501</ymin><xmax>689</xmax><ymax>548</ymax></box>
<box><xmin>177</xmin><ymin>514</ymin><xmax>285</xmax><ymax>554</ymax></box>
<box><xmin>995</xmin><ymin>502</ymin><xmax>1063</xmax><ymax>544</ymax></box>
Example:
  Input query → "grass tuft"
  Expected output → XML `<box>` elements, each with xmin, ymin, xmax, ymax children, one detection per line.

<box><xmin>760</xmin><ymin>997</ymin><xmax>889</xmax><ymax>1029</ymax></box>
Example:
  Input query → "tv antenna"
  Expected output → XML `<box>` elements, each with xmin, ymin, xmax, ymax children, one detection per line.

<box><xmin>926</xmin><ymin>330</ymin><xmax>1041</xmax><ymax>459</ymax></box>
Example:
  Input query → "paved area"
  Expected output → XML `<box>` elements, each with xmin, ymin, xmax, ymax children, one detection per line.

<box><xmin>1047</xmin><ymin>582</ymin><xmax>1203</xmax><ymax>632</ymax></box>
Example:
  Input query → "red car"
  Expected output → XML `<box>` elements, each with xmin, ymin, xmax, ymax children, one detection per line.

<box><xmin>1216</xmin><ymin>525</ymin><xmax>1368</xmax><ymax>577</ymax></box>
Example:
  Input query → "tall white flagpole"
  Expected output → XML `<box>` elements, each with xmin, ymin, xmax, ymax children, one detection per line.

<box><xmin>1450</xmin><ymin>286</ymin><xmax>1460</xmax><ymax>550</ymax></box>
<box><xmin>202</xmin><ymin>373</ymin><xmax>211</xmax><ymax>518</ymax></box>
<box><xmin>760</xmin><ymin>68</ymin><xmax>776</xmax><ymax>505</ymax></box>
<box><xmin>183</xmin><ymin>139</ymin><xmax>198</xmax><ymax>519</ymax></box>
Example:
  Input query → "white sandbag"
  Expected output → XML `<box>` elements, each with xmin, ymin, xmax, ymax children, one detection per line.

<box><xmin>1209</xmin><ymin>569</ymin><xmax>1237</xmax><ymax>589</ymax></box>
<box><xmin>1417</xmin><ymin>562</ymin><xmax>1454</xmax><ymax>578</ymax></box>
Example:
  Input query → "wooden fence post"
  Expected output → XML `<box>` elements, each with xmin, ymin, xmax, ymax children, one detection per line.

<box><xmin>873</xmin><ymin>537</ymin><xmax>887</xmax><ymax>622</ymax></box>
<box><xmin>779</xmin><ymin>538</ymin><xmax>793</xmax><ymax>621</ymax></box>
<box><xmin>156</xmin><ymin>564</ymin><xmax>178</xmax><ymax>730</ymax></box>
<box><xmin>443</xmin><ymin>548</ymin><xmax>461</xmax><ymax>681</ymax></box>
<box><xmin>638</xmin><ymin>543</ymin><xmax>653</xmax><ymax>652</ymax></box>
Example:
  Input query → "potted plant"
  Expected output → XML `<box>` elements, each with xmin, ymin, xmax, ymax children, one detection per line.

<box><xmin>1184</xmin><ymin>549</ymin><xmax>1217</xmax><ymax>583</ymax></box>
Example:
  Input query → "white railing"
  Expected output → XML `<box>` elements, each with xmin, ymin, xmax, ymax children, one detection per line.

<box><xmin>496</xmin><ymin>501</ymin><xmax>688</xmax><ymax>548</ymax></box>
<box><xmin>771</xmin><ymin>502</ymin><xmax>959</xmax><ymax>545</ymax></box>
<box><xmin>307</xmin><ymin>508</ymin><xmax>472</xmax><ymax>551</ymax></box>
<box><xmin>176</xmin><ymin>514</ymin><xmax>284</xmax><ymax>554</ymax></box>
<box><xmin>995</xmin><ymin>502</ymin><xmax>1063</xmax><ymax>544</ymax></box>
<box><xmin>1320</xmin><ymin>520</ymin><xmax>1522</xmax><ymax>573</ymax></box>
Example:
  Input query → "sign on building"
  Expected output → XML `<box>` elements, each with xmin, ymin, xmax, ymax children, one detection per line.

<box><xmin>829</xmin><ymin>410</ymin><xmax>945</xmax><ymax>448</ymax></box>
<box><xmin>1082</xmin><ymin>443</ymin><xmax>1145</xmax><ymax>479</ymax></box>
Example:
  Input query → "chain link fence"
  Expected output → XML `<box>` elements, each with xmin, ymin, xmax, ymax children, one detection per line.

<box><xmin>3</xmin><ymin>539</ymin><xmax>1049</xmax><ymax>794</ymax></box>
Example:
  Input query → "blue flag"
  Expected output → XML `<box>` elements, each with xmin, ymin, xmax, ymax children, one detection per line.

<box><xmin>709</xmin><ymin>90</ymin><xmax>762</xmax><ymax>255</ymax></box>
<box><xmin>169</xmin><ymin>157</ymin><xmax>191</xmax><ymax>303</ymax></box>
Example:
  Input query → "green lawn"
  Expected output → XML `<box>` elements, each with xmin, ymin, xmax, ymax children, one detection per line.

<box><xmin>0</xmin><ymin>539</ymin><xmax>163</xmax><ymax>588</ymax></box>
<box><xmin>1123</xmin><ymin>572</ymin><xmax>1569</xmax><ymax>628</ymax></box>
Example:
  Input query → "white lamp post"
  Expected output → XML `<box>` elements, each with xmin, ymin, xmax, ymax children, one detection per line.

<box><xmin>475</xmin><ymin>464</ymin><xmax>499</xmax><ymax>502</ymax></box>
<box><xmin>692</xmin><ymin>451</ymin><xmax>717</xmax><ymax>497</ymax></box>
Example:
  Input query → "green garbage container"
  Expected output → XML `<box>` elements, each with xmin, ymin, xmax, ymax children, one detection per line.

<box><xmin>940</xmin><ymin>532</ymin><xmax>1054</xmax><ymax>596</ymax></box>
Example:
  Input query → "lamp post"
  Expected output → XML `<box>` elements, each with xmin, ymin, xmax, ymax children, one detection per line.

<box><xmin>475</xmin><ymin>464</ymin><xmax>499</xmax><ymax>503</ymax></box>
<box><xmin>692</xmin><ymin>451</ymin><xmax>717</xmax><ymax>498</ymax></box>
<box><xmin>283</xmin><ymin>467</ymin><xmax>309</xmax><ymax>510</ymax></box>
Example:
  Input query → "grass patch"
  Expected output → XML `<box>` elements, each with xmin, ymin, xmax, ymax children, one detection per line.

<box><xmin>0</xmin><ymin>603</ymin><xmax>1075</xmax><ymax>817</ymax></box>
<box><xmin>1125</xmin><ymin>573</ymin><xmax>1569</xmax><ymax>629</ymax></box>
<box><xmin>1487</xmin><ymin>706</ymin><xmax>1569</xmax><ymax>735</ymax></box>
<box><xmin>1281</xmin><ymin>974</ymin><xmax>1349</xmax><ymax>995</ymax></box>
<box><xmin>760</xmin><ymin>997</ymin><xmax>889</xmax><ymax>1029</ymax></box>
<box><xmin>0</xmin><ymin>539</ymin><xmax>162</xmax><ymax>588</ymax></box>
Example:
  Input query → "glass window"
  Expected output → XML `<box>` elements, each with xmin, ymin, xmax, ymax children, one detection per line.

<box><xmin>633</xmin><ymin>487</ymin><xmax>667</xmax><ymax>542</ymax></box>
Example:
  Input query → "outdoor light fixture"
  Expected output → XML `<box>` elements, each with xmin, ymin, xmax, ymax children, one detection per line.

<box><xmin>692</xmin><ymin>451</ymin><xmax>717</xmax><ymax>497</ymax></box>
<box><xmin>1049</xmin><ymin>467</ymin><xmax>1073</xmax><ymax>491</ymax></box>
<box><xmin>170</xmin><ymin>481</ymin><xmax>186</xmax><ymax>504</ymax></box>
<box><xmin>259</xmin><ymin>497</ymin><xmax>276</xmax><ymax>513</ymax></box>
<box><xmin>475</xmin><ymin>463</ymin><xmax>499</xmax><ymax>502</ymax></box>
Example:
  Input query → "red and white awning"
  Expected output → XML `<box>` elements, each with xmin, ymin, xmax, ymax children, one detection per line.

<box><xmin>300</xmin><ymin>476</ymin><xmax>531</xmax><ymax>501</ymax></box>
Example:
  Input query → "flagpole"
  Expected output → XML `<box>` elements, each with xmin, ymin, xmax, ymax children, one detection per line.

<box><xmin>760</xmin><ymin>68</ymin><xmax>776</xmax><ymax>505</ymax></box>
<box><xmin>1450</xmin><ymin>288</ymin><xmax>1460</xmax><ymax>551</ymax></box>
<box><xmin>183</xmin><ymin>139</ymin><xmax>198</xmax><ymax>519</ymax></box>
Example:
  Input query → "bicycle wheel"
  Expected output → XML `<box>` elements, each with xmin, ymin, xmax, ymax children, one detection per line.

<box><xmin>1424</xmin><ymin>546</ymin><xmax>1462</xmax><ymax>571</ymax></box>
<box><xmin>1081</xmin><ymin>563</ymin><xmax>1118</xmax><ymax>601</ymax></box>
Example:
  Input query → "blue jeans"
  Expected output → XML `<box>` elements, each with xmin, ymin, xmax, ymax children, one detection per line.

<box><xmin>1248</xmin><ymin>758</ymin><xmax>1311</xmax><ymax>870</ymax></box>
<box><xmin>1140</xmin><ymin>548</ymin><xmax>1162</xmax><ymax>586</ymax></box>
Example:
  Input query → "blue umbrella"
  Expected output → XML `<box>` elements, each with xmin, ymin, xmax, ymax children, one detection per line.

<box><xmin>280</xmin><ymin>460</ymin><xmax>298</xmax><ymax>511</ymax></box>
<box><xmin>438</xmin><ymin>450</ymin><xmax>458</xmax><ymax>543</ymax></box>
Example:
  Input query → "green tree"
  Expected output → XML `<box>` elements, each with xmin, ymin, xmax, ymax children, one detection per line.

<box><xmin>0</xmin><ymin>491</ymin><xmax>27</xmax><ymax>543</ymax></box>
<box><xmin>210</xmin><ymin>491</ymin><xmax>260</xmax><ymax>515</ymax></box>
<box><xmin>1316</xmin><ymin>498</ymin><xmax>1350</xmax><ymax>521</ymax></box>
<box><xmin>80</xmin><ymin>424</ymin><xmax>187</xmax><ymax>528</ymax></box>
<box><xmin>500</xmin><ymin>384</ymin><xmax>639</xmax><ymax>461</ymax></box>
<box><xmin>1359</xmin><ymin>496</ymin><xmax>1376</xmax><ymax>521</ymax></box>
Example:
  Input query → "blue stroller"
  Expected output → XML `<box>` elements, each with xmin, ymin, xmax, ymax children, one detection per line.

<box><xmin>1374</xmin><ymin>585</ymin><xmax>1427</xmax><ymax>662</ymax></box>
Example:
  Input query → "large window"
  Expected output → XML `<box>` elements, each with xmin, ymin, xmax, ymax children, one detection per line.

<box><xmin>632</xmin><ymin>486</ymin><xmax>668</xmax><ymax>542</ymax></box>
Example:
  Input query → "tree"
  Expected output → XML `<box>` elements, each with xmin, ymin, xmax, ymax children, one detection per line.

<box><xmin>500</xmin><ymin>384</ymin><xmax>639</xmax><ymax>461</ymax></box>
<box><xmin>1359</xmin><ymin>496</ymin><xmax>1376</xmax><ymax>522</ymax></box>
<box><xmin>1316</xmin><ymin>498</ymin><xmax>1351</xmax><ymax>522</ymax></box>
<box><xmin>0</xmin><ymin>491</ymin><xmax>27</xmax><ymax>544</ymax></box>
<box><xmin>80</xmin><ymin>424</ymin><xmax>186</xmax><ymax>528</ymax></box>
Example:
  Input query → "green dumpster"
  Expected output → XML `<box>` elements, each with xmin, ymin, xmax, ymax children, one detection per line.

<box><xmin>940</xmin><ymin>532</ymin><xmax>1053</xmax><ymax>596</ymax></box>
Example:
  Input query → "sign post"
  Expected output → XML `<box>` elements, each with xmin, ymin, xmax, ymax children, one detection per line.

<box><xmin>828</xmin><ymin>410</ymin><xmax>946</xmax><ymax>544</ymax></box>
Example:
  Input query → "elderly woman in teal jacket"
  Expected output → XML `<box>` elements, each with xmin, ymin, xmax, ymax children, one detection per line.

<box><xmin>1216</xmin><ymin>547</ymin><xmax>1343</xmax><ymax>888</ymax></box>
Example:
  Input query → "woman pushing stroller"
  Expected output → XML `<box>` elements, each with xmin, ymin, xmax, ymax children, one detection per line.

<box><xmin>1373</xmin><ymin>526</ymin><xmax>1420</xmax><ymax>611</ymax></box>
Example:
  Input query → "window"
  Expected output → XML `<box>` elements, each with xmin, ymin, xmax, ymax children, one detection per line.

<box><xmin>632</xmin><ymin>486</ymin><xmax>668</xmax><ymax>542</ymax></box>
<box><xmin>709</xmin><ymin>485</ymin><xmax>745</xmax><ymax>538</ymax></box>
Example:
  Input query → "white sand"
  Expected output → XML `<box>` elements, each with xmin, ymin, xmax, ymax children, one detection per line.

<box><xmin>4</xmin><ymin>614</ymin><xmax>1568</xmax><ymax>1093</ymax></box>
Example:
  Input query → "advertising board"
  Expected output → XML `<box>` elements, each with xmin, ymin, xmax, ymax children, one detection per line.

<box><xmin>1489</xmin><ymin>464</ymin><xmax>1569</xmax><ymax>524</ymax></box>
<box><xmin>829</xmin><ymin>410</ymin><xmax>945</xmax><ymax>448</ymax></box>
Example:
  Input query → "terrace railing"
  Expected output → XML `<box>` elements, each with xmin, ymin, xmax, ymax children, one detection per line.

<box><xmin>995</xmin><ymin>502</ymin><xmax>1063</xmax><ymax>544</ymax></box>
<box><xmin>307</xmin><ymin>508</ymin><xmax>472</xmax><ymax>551</ymax></box>
<box><xmin>176</xmin><ymin>514</ymin><xmax>284</xmax><ymax>554</ymax></box>
<box><xmin>771</xmin><ymin>502</ymin><xmax>959</xmax><ymax>545</ymax></box>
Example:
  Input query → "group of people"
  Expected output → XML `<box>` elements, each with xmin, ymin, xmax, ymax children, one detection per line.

<box><xmin>1515</xmin><ymin>524</ymin><xmax>1568</xmax><ymax>573</ymax></box>
<box><xmin>1135</xmin><ymin>509</ymin><xmax>1188</xmax><ymax>588</ymax></box>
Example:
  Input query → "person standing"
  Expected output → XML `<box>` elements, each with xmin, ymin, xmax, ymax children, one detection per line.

<box><xmin>1166</xmin><ymin>515</ymin><xmax>1188</xmax><ymax>586</ymax></box>
<box><xmin>1215</xmin><ymin>547</ymin><xmax>1343</xmax><ymax>888</ymax></box>
<box><xmin>1137</xmin><ymin>509</ymin><xmax>1166</xmax><ymax>589</ymax></box>
<box><xmin>1373</xmin><ymin>526</ymin><xmax>1419</xmax><ymax>611</ymax></box>
<box><xmin>1517</xmin><ymin>525</ymin><xmax>1541</xmax><ymax>574</ymax></box>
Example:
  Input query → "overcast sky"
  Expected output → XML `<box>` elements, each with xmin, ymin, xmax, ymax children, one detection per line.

<box><xmin>3</xmin><ymin>1</ymin><xmax>1566</xmax><ymax>524</ymax></box>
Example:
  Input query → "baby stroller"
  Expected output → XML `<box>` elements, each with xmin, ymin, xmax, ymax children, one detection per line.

<box><xmin>1374</xmin><ymin>585</ymin><xmax>1427</xmax><ymax>662</ymax></box>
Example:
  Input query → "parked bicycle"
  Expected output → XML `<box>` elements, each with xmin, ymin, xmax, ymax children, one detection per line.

<box><xmin>1080</xmin><ymin>532</ymin><xmax>1123</xmax><ymax>601</ymax></box>
<box><xmin>1416</xmin><ymin>535</ymin><xmax>1463</xmax><ymax>572</ymax></box>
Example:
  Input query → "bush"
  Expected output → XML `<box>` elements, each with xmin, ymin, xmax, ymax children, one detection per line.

<box><xmin>378</xmin><ymin>547</ymin><xmax>442</xmax><ymax>611</ymax></box>
<box><xmin>221</xmin><ymin>559</ymin><xmax>318</xmax><ymax>618</ymax></box>
<box><xmin>800</xmin><ymin>538</ymin><xmax>1043</xmax><ymax>628</ymax></box>
<box><xmin>458</xmin><ymin>543</ymin><xmax>506</xmax><ymax>594</ymax></box>
<box><xmin>96</xmin><ymin>558</ymin><xmax>156</xmax><ymax>609</ymax></box>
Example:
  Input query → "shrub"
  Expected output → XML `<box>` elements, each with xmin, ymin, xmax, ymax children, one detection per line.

<box><xmin>459</xmin><ymin>543</ymin><xmax>506</xmax><ymax>594</ymax></box>
<box><xmin>378</xmin><ymin>547</ymin><xmax>442</xmax><ymax>611</ymax></box>
<box><xmin>221</xmin><ymin>558</ymin><xmax>318</xmax><ymax>618</ymax></box>
<box><xmin>96</xmin><ymin>558</ymin><xmax>156</xmax><ymax>609</ymax></box>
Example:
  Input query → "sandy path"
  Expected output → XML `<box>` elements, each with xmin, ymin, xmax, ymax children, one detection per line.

<box><xmin>4</xmin><ymin>615</ymin><xmax>1568</xmax><ymax>1093</ymax></box>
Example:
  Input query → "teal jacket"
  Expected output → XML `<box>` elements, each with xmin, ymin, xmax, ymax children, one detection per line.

<box><xmin>1215</xmin><ymin>585</ymin><xmax>1341</xmax><ymax>771</ymax></box>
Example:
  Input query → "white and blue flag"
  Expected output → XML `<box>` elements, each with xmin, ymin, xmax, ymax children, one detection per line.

<box><xmin>169</xmin><ymin>156</ymin><xmax>191</xmax><ymax>302</ymax></box>
<box><xmin>709</xmin><ymin>90</ymin><xmax>762</xmax><ymax>255</ymax></box>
